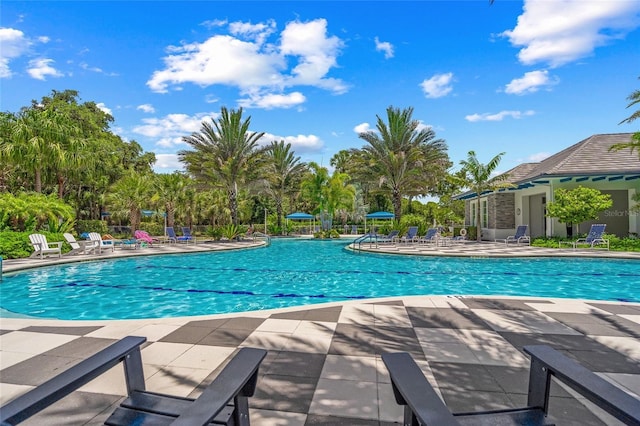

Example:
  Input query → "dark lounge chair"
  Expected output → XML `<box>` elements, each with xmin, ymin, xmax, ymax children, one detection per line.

<box><xmin>382</xmin><ymin>345</ymin><xmax>640</xmax><ymax>426</ymax></box>
<box><xmin>0</xmin><ymin>336</ymin><xmax>267</xmax><ymax>426</ymax></box>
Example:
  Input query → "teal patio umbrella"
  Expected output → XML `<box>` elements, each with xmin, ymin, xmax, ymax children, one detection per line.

<box><xmin>365</xmin><ymin>211</ymin><xmax>394</xmax><ymax>233</ymax></box>
<box><xmin>286</xmin><ymin>212</ymin><xmax>315</xmax><ymax>234</ymax></box>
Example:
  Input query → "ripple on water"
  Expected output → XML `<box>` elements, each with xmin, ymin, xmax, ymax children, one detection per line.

<box><xmin>2</xmin><ymin>239</ymin><xmax>639</xmax><ymax>319</ymax></box>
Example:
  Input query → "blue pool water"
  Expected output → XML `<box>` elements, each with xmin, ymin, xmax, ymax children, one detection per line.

<box><xmin>1</xmin><ymin>238</ymin><xmax>639</xmax><ymax>320</ymax></box>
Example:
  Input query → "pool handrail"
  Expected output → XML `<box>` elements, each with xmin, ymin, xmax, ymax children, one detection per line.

<box><xmin>252</xmin><ymin>231</ymin><xmax>271</xmax><ymax>246</ymax></box>
<box><xmin>353</xmin><ymin>233</ymin><xmax>378</xmax><ymax>251</ymax></box>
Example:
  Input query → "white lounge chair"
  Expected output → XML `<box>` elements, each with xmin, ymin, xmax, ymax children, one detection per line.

<box><xmin>29</xmin><ymin>234</ymin><xmax>62</xmax><ymax>259</ymax></box>
<box><xmin>87</xmin><ymin>232</ymin><xmax>115</xmax><ymax>253</ymax></box>
<box><xmin>63</xmin><ymin>233</ymin><xmax>98</xmax><ymax>255</ymax></box>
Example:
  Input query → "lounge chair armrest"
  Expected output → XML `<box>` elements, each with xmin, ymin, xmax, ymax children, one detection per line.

<box><xmin>524</xmin><ymin>345</ymin><xmax>640</xmax><ymax>425</ymax></box>
<box><xmin>171</xmin><ymin>347</ymin><xmax>267</xmax><ymax>426</ymax></box>
<box><xmin>0</xmin><ymin>336</ymin><xmax>147</xmax><ymax>425</ymax></box>
<box><xmin>49</xmin><ymin>242</ymin><xmax>63</xmax><ymax>248</ymax></box>
<box><xmin>382</xmin><ymin>352</ymin><xmax>460</xmax><ymax>426</ymax></box>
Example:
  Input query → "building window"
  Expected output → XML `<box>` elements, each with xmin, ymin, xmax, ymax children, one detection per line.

<box><xmin>482</xmin><ymin>200</ymin><xmax>488</xmax><ymax>228</ymax></box>
<box><xmin>471</xmin><ymin>202</ymin><xmax>476</xmax><ymax>226</ymax></box>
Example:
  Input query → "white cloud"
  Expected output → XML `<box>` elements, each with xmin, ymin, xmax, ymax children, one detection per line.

<box><xmin>261</xmin><ymin>132</ymin><xmax>323</xmax><ymax>154</ymax></box>
<box><xmin>528</xmin><ymin>151</ymin><xmax>551</xmax><ymax>162</ymax></box>
<box><xmin>147</xmin><ymin>19</ymin><xmax>347</xmax><ymax>107</ymax></box>
<box><xmin>80</xmin><ymin>62</ymin><xmax>103</xmax><ymax>73</ymax></box>
<box><xmin>465</xmin><ymin>110</ymin><xmax>535</xmax><ymax>122</ymax></box>
<box><xmin>148</xmin><ymin>35</ymin><xmax>284</xmax><ymax>93</ymax></box>
<box><xmin>354</xmin><ymin>123</ymin><xmax>371</xmax><ymax>133</ymax></box>
<box><xmin>137</xmin><ymin>104</ymin><xmax>156</xmax><ymax>113</ymax></box>
<box><xmin>238</xmin><ymin>91</ymin><xmax>305</xmax><ymax>109</ymax></box>
<box><xmin>79</xmin><ymin>62</ymin><xmax>117</xmax><ymax>76</ymax></box>
<box><xmin>0</xmin><ymin>27</ymin><xmax>30</xmax><ymax>78</ymax></box>
<box><xmin>132</xmin><ymin>111</ymin><xmax>217</xmax><ymax>148</ymax></box>
<box><xmin>354</xmin><ymin>120</ymin><xmax>432</xmax><ymax>135</ymax></box>
<box><xmin>416</xmin><ymin>121</ymin><xmax>434</xmax><ymax>132</ymax></box>
<box><xmin>96</xmin><ymin>102</ymin><xmax>112</xmax><ymax>116</ymax></box>
<box><xmin>201</xmin><ymin>19</ymin><xmax>227</xmax><ymax>29</ymax></box>
<box><xmin>502</xmin><ymin>0</ymin><xmax>640</xmax><ymax>67</ymax></box>
<box><xmin>279</xmin><ymin>19</ymin><xmax>346</xmax><ymax>92</ymax></box>
<box><xmin>153</xmin><ymin>153</ymin><xmax>184</xmax><ymax>171</ymax></box>
<box><xmin>504</xmin><ymin>69</ymin><xmax>558</xmax><ymax>95</ymax></box>
<box><xmin>27</xmin><ymin>58</ymin><xmax>63</xmax><ymax>80</ymax></box>
<box><xmin>204</xmin><ymin>94</ymin><xmax>219</xmax><ymax>104</ymax></box>
<box><xmin>374</xmin><ymin>37</ymin><xmax>394</xmax><ymax>59</ymax></box>
<box><xmin>420</xmin><ymin>72</ymin><xmax>454</xmax><ymax>98</ymax></box>
<box><xmin>229</xmin><ymin>19</ymin><xmax>277</xmax><ymax>45</ymax></box>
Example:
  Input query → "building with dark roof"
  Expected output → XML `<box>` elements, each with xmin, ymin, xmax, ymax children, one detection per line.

<box><xmin>456</xmin><ymin>133</ymin><xmax>640</xmax><ymax>239</ymax></box>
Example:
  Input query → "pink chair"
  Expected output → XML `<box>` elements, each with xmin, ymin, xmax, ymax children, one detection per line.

<box><xmin>133</xmin><ymin>230</ymin><xmax>155</xmax><ymax>246</ymax></box>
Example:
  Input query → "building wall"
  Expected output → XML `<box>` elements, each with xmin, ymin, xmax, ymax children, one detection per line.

<box><xmin>488</xmin><ymin>192</ymin><xmax>515</xmax><ymax>229</ymax></box>
<box><xmin>464</xmin><ymin>178</ymin><xmax>640</xmax><ymax>239</ymax></box>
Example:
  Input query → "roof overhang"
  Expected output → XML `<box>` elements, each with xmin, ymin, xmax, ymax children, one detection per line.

<box><xmin>453</xmin><ymin>172</ymin><xmax>640</xmax><ymax>200</ymax></box>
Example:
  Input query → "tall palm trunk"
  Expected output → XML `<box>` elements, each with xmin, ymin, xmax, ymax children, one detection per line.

<box><xmin>229</xmin><ymin>183</ymin><xmax>238</xmax><ymax>225</ymax></box>
<box><xmin>129</xmin><ymin>206</ymin><xmax>139</xmax><ymax>235</ymax></box>
<box><xmin>392</xmin><ymin>188</ymin><xmax>402</xmax><ymax>221</ymax></box>
<box><xmin>166</xmin><ymin>203</ymin><xmax>175</xmax><ymax>228</ymax></box>
<box><xmin>276</xmin><ymin>199</ymin><xmax>283</xmax><ymax>230</ymax></box>
<box><xmin>57</xmin><ymin>174</ymin><xmax>66</xmax><ymax>199</ymax></box>
<box><xmin>34</xmin><ymin>169</ymin><xmax>42</xmax><ymax>193</ymax></box>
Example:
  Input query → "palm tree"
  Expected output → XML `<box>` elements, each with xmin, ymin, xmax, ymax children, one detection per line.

<box><xmin>459</xmin><ymin>151</ymin><xmax>510</xmax><ymax>242</ymax></box>
<box><xmin>301</xmin><ymin>162</ymin><xmax>330</xmax><ymax>215</ymax></box>
<box><xmin>610</xmin><ymin>76</ymin><xmax>640</xmax><ymax>158</ymax></box>
<box><xmin>324</xmin><ymin>171</ymin><xmax>356</xmax><ymax>218</ymax></box>
<box><xmin>330</xmin><ymin>150</ymin><xmax>352</xmax><ymax>174</ymax></box>
<box><xmin>107</xmin><ymin>171</ymin><xmax>153</xmax><ymax>235</ymax></box>
<box><xmin>265</xmin><ymin>140</ymin><xmax>307</xmax><ymax>231</ymax></box>
<box><xmin>358</xmin><ymin>106</ymin><xmax>448</xmax><ymax>222</ymax></box>
<box><xmin>153</xmin><ymin>172</ymin><xmax>190</xmax><ymax>229</ymax></box>
<box><xmin>301</xmin><ymin>162</ymin><xmax>355</xmax><ymax>230</ymax></box>
<box><xmin>1</xmin><ymin>108</ymin><xmax>77</xmax><ymax>193</ymax></box>
<box><xmin>180</xmin><ymin>107</ymin><xmax>265</xmax><ymax>225</ymax></box>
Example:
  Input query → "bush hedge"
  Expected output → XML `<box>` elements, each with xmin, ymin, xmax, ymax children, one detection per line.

<box><xmin>0</xmin><ymin>231</ymin><xmax>71</xmax><ymax>259</ymax></box>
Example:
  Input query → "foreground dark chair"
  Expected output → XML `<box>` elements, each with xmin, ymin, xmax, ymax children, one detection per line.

<box><xmin>1</xmin><ymin>336</ymin><xmax>267</xmax><ymax>426</ymax></box>
<box><xmin>382</xmin><ymin>345</ymin><xmax>640</xmax><ymax>426</ymax></box>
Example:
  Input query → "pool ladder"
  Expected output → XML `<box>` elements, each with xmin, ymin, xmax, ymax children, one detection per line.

<box><xmin>352</xmin><ymin>233</ymin><xmax>378</xmax><ymax>251</ymax></box>
<box><xmin>252</xmin><ymin>232</ymin><xmax>271</xmax><ymax>246</ymax></box>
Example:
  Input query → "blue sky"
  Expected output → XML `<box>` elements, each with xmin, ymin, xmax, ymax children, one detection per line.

<box><xmin>2</xmin><ymin>1</ymin><xmax>640</xmax><ymax>176</ymax></box>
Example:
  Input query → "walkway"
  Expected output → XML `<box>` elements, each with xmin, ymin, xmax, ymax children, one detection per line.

<box><xmin>348</xmin><ymin>239</ymin><xmax>640</xmax><ymax>259</ymax></box>
<box><xmin>1</xmin><ymin>240</ymin><xmax>639</xmax><ymax>425</ymax></box>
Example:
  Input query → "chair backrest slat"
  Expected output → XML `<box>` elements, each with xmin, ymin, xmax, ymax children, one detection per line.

<box><xmin>586</xmin><ymin>224</ymin><xmax>606</xmax><ymax>242</ymax></box>
<box><xmin>515</xmin><ymin>225</ymin><xmax>528</xmax><ymax>238</ymax></box>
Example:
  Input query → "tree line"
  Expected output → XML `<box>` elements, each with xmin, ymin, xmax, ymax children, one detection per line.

<box><xmin>1</xmin><ymin>90</ymin><xmax>473</xmax><ymax>235</ymax></box>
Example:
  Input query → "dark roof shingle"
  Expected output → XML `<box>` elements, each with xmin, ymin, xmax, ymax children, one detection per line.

<box><xmin>506</xmin><ymin>133</ymin><xmax>640</xmax><ymax>183</ymax></box>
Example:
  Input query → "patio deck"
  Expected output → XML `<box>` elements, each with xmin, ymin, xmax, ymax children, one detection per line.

<box><xmin>1</xmin><ymin>240</ymin><xmax>639</xmax><ymax>425</ymax></box>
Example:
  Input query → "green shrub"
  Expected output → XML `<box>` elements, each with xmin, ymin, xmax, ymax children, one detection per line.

<box><xmin>138</xmin><ymin>223</ymin><xmax>163</xmax><ymax>236</ymax></box>
<box><xmin>0</xmin><ymin>232</ymin><xmax>33</xmax><ymax>259</ymax></box>
<box><xmin>0</xmin><ymin>231</ymin><xmax>70</xmax><ymax>259</ymax></box>
<box><xmin>76</xmin><ymin>220</ymin><xmax>107</xmax><ymax>235</ymax></box>
<box><xmin>221</xmin><ymin>224</ymin><xmax>240</xmax><ymax>240</ymax></box>
<box><xmin>267</xmin><ymin>223</ymin><xmax>281</xmax><ymax>235</ymax></box>
<box><xmin>205</xmin><ymin>226</ymin><xmax>223</xmax><ymax>240</ymax></box>
<box><xmin>532</xmin><ymin>234</ymin><xmax>640</xmax><ymax>251</ymax></box>
<box><xmin>313</xmin><ymin>229</ymin><xmax>340</xmax><ymax>239</ymax></box>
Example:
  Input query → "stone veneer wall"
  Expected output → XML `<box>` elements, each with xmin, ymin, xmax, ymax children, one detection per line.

<box><xmin>488</xmin><ymin>192</ymin><xmax>515</xmax><ymax>229</ymax></box>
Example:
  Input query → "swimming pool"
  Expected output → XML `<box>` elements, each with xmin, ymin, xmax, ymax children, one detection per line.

<box><xmin>2</xmin><ymin>238</ymin><xmax>639</xmax><ymax>320</ymax></box>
